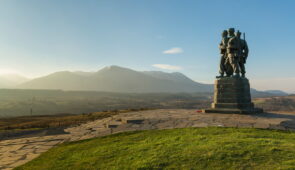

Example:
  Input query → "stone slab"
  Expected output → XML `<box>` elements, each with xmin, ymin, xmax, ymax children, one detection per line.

<box><xmin>211</xmin><ymin>103</ymin><xmax>254</xmax><ymax>109</ymax></box>
<box><xmin>214</xmin><ymin>98</ymin><xmax>251</xmax><ymax>103</ymax></box>
<box><xmin>202</xmin><ymin>108</ymin><xmax>263</xmax><ymax>114</ymax></box>
<box><xmin>107</xmin><ymin>124</ymin><xmax>119</xmax><ymax>128</ymax></box>
<box><xmin>121</xmin><ymin>119</ymin><xmax>144</xmax><ymax>124</ymax></box>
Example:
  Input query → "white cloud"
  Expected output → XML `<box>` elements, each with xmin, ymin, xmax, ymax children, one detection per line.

<box><xmin>162</xmin><ymin>47</ymin><xmax>183</xmax><ymax>54</ymax></box>
<box><xmin>152</xmin><ymin>64</ymin><xmax>182</xmax><ymax>70</ymax></box>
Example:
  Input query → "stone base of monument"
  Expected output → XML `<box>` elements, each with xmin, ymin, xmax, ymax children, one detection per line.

<box><xmin>202</xmin><ymin>77</ymin><xmax>263</xmax><ymax>114</ymax></box>
<box><xmin>202</xmin><ymin>108</ymin><xmax>263</xmax><ymax>114</ymax></box>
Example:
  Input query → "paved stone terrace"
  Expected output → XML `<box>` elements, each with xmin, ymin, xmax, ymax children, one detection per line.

<box><xmin>1</xmin><ymin>109</ymin><xmax>295</xmax><ymax>170</ymax></box>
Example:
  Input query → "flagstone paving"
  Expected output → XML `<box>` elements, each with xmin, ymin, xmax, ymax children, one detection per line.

<box><xmin>0</xmin><ymin>109</ymin><xmax>294</xmax><ymax>170</ymax></box>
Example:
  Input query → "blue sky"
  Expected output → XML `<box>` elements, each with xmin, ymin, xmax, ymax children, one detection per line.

<box><xmin>0</xmin><ymin>0</ymin><xmax>295</xmax><ymax>92</ymax></box>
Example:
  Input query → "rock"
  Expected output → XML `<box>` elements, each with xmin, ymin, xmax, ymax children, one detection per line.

<box><xmin>121</xmin><ymin>118</ymin><xmax>144</xmax><ymax>124</ymax></box>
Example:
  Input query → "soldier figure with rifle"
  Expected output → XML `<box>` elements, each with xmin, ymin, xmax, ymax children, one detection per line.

<box><xmin>226</xmin><ymin>28</ymin><xmax>240</xmax><ymax>77</ymax></box>
<box><xmin>235</xmin><ymin>30</ymin><xmax>249</xmax><ymax>77</ymax></box>
<box><xmin>216</xmin><ymin>30</ymin><xmax>230</xmax><ymax>78</ymax></box>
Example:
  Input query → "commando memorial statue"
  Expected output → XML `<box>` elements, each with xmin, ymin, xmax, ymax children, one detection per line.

<box><xmin>203</xmin><ymin>28</ymin><xmax>263</xmax><ymax>114</ymax></box>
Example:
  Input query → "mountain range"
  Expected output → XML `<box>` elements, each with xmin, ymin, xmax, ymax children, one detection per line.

<box><xmin>18</xmin><ymin>66</ymin><xmax>212</xmax><ymax>93</ymax></box>
<box><xmin>0</xmin><ymin>65</ymin><xmax>289</xmax><ymax>96</ymax></box>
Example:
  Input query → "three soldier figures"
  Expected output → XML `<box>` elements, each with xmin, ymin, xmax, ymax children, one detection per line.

<box><xmin>217</xmin><ymin>28</ymin><xmax>249</xmax><ymax>78</ymax></box>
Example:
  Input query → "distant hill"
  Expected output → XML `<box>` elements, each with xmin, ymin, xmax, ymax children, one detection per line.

<box><xmin>16</xmin><ymin>65</ymin><xmax>289</xmax><ymax>96</ymax></box>
<box><xmin>250</xmin><ymin>89</ymin><xmax>288</xmax><ymax>98</ymax></box>
<box><xmin>263</xmin><ymin>90</ymin><xmax>289</xmax><ymax>96</ymax></box>
<box><xmin>18</xmin><ymin>66</ymin><xmax>213</xmax><ymax>93</ymax></box>
<box><xmin>0</xmin><ymin>74</ymin><xmax>29</xmax><ymax>88</ymax></box>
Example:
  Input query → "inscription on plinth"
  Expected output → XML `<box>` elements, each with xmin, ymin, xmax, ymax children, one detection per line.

<box><xmin>202</xmin><ymin>77</ymin><xmax>263</xmax><ymax>114</ymax></box>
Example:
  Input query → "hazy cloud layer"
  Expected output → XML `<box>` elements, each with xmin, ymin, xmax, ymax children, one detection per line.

<box><xmin>162</xmin><ymin>47</ymin><xmax>183</xmax><ymax>54</ymax></box>
<box><xmin>152</xmin><ymin>64</ymin><xmax>182</xmax><ymax>70</ymax></box>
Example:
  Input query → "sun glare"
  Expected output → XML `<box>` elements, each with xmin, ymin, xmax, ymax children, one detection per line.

<box><xmin>0</xmin><ymin>68</ymin><xmax>23</xmax><ymax>75</ymax></box>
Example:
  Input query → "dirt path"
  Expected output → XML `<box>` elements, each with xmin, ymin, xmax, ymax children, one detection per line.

<box><xmin>1</xmin><ymin>109</ymin><xmax>295</xmax><ymax>170</ymax></box>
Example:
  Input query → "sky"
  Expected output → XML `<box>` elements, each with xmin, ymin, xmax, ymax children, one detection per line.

<box><xmin>0</xmin><ymin>0</ymin><xmax>295</xmax><ymax>92</ymax></box>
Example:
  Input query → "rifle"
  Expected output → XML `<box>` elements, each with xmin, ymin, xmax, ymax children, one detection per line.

<box><xmin>243</xmin><ymin>32</ymin><xmax>247</xmax><ymax>64</ymax></box>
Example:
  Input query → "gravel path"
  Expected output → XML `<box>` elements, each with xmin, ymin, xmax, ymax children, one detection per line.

<box><xmin>1</xmin><ymin>109</ymin><xmax>295</xmax><ymax>170</ymax></box>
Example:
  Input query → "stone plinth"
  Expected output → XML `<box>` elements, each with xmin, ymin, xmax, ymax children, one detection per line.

<box><xmin>202</xmin><ymin>77</ymin><xmax>263</xmax><ymax>114</ymax></box>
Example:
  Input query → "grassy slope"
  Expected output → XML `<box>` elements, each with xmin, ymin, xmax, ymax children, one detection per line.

<box><xmin>17</xmin><ymin>127</ymin><xmax>295</xmax><ymax>170</ymax></box>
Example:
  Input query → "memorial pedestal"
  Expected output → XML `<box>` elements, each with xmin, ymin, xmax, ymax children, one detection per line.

<box><xmin>202</xmin><ymin>77</ymin><xmax>263</xmax><ymax>114</ymax></box>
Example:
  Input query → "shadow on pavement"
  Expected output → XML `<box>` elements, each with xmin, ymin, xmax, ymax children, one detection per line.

<box><xmin>254</xmin><ymin>112</ymin><xmax>295</xmax><ymax>120</ymax></box>
<box><xmin>254</xmin><ymin>112</ymin><xmax>295</xmax><ymax>130</ymax></box>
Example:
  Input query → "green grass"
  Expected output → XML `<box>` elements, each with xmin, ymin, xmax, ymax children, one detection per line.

<box><xmin>17</xmin><ymin>127</ymin><xmax>295</xmax><ymax>170</ymax></box>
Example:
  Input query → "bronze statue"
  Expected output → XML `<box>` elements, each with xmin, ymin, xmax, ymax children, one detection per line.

<box><xmin>217</xmin><ymin>30</ymin><xmax>233</xmax><ymax>78</ymax></box>
<box><xmin>227</xmin><ymin>28</ymin><xmax>240</xmax><ymax>77</ymax></box>
<box><xmin>235</xmin><ymin>30</ymin><xmax>249</xmax><ymax>77</ymax></box>
<box><xmin>217</xmin><ymin>28</ymin><xmax>249</xmax><ymax>78</ymax></box>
